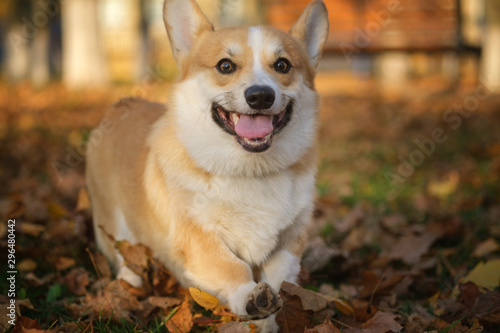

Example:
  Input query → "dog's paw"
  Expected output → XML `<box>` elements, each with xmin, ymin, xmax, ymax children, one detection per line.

<box><xmin>244</xmin><ymin>282</ymin><xmax>282</xmax><ymax>320</ymax></box>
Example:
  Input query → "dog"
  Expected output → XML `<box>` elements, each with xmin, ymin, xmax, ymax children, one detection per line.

<box><xmin>86</xmin><ymin>0</ymin><xmax>328</xmax><ymax>331</ymax></box>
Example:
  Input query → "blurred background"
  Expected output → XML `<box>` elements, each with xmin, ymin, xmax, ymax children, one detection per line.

<box><xmin>1</xmin><ymin>1</ymin><xmax>500</xmax><ymax>331</ymax></box>
<box><xmin>0</xmin><ymin>0</ymin><xmax>499</xmax><ymax>89</ymax></box>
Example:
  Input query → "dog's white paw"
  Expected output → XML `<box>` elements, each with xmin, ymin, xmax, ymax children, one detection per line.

<box><xmin>252</xmin><ymin>314</ymin><xmax>279</xmax><ymax>333</ymax></box>
<box><xmin>117</xmin><ymin>265</ymin><xmax>142</xmax><ymax>287</ymax></box>
<box><xmin>244</xmin><ymin>282</ymin><xmax>282</xmax><ymax>320</ymax></box>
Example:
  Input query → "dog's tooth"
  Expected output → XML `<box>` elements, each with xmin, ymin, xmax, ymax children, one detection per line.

<box><xmin>231</xmin><ymin>113</ymin><xmax>240</xmax><ymax>125</ymax></box>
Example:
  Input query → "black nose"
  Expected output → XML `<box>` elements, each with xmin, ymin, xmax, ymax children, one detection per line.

<box><xmin>245</xmin><ymin>85</ymin><xmax>275</xmax><ymax>109</ymax></box>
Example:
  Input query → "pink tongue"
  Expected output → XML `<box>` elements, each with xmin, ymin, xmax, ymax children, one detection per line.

<box><xmin>234</xmin><ymin>114</ymin><xmax>273</xmax><ymax>139</ymax></box>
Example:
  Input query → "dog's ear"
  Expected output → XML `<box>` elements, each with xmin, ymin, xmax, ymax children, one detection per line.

<box><xmin>289</xmin><ymin>0</ymin><xmax>329</xmax><ymax>68</ymax></box>
<box><xmin>163</xmin><ymin>0</ymin><xmax>214</xmax><ymax>64</ymax></box>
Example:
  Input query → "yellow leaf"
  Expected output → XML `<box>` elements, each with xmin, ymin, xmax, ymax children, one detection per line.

<box><xmin>472</xmin><ymin>238</ymin><xmax>500</xmax><ymax>258</ymax></box>
<box><xmin>189</xmin><ymin>287</ymin><xmax>220</xmax><ymax>311</ymax></box>
<box><xmin>76</xmin><ymin>188</ymin><xmax>90</xmax><ymax>211</ymax></box>
<box><xmin>18</xmin><ymin>259</ymin><xmax>37</xmax><ymax>272</ymax></box>
<box><xmin>461</xmin><ymin>259</ymin><xmax>500</xmax><ymax>290</ymax></box>
<box><xmin>332</xmin><ymin>298</ymin><xmax>355</xmax><ymax>317</ymax></box>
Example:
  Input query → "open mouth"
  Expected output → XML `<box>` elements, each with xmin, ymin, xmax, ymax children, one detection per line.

<box><xmin>211</xmin><ymin>101</ymin><xmax>293</xmax><ymax>153</ymax></box>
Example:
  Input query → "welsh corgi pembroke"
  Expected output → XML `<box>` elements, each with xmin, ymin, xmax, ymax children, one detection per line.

<box><xmin>86</xmin><ymin>0</ymin><xmax>328</xmax><ymax>331</ymax></box>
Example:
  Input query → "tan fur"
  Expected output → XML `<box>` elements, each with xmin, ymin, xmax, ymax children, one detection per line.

<box><xmin>87</xmin><ymin>1</ymin><xmax>328</xmax><ymax>331</ymax></box>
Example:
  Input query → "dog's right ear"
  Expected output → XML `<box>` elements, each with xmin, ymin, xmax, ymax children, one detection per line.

<box><xmin>163</xmin><ymin>0</ymin><xmax>214</xmax><ymax>64</ymax></box>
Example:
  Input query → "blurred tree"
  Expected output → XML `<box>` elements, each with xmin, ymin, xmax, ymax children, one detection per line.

<box><xmin>481</xmin><ymin>0</ymin><xmax>500</xmax><ymax>92</ymax></box>
<box><xmin>61</xmin><ymin>0</ymin><xmax>108</xmax><ymax>88</ymax></box>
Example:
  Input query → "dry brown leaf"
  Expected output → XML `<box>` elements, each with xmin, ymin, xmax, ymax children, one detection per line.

<box><xmin>23</xmin><ymin>272</ymin><xmax>54</xmax><ymax>287</ymax></box>
<box><xmin>189</xmin><ymin>287</ymin><xmax>220</xmax><ymax>311</ymax></box>
<box><xmin>328</xmin><ymin>297</ymin><xmax>354</xmax><ymax>317</ymax></box>
<box><xmin>458</xmin><ymin>282</ymin><xmax>480</xmax><ymax>308</ymax></box>
<box><xmin>165</xmin><ymin>299</ymin><xmax>193</xmax><ymax>333</ymax></box>
<box><xmin>388</xmin><ymin>231</ymin><xmax>440</xmax><ymax>265</ymax></box>
<box><xmin>62</xmin><ymin>267</ymin><xmax>89</xmax><ymax>296</ymax></box>
<box><xmin>75</xmin><ymin>187</ymin><xmax>90</xmax><ymax>211</ymax></box>
<box><xmin>404</xmin><ymin>313</ymin><xmax>432</xmax><ymax>333</ymax></box>
<box><xmin>146</xmin><ymin>296</ymin><xmax>182</xmax><ymax>309</ymax></box>
<box><xmin>55</xmin><ymin>256</ymin><xmax>76</xmax><ymax>271</ymax></box>
<box><xmin>150</xmin><ymin>258</ymin><xmax>179</xmax><ymax>295</ymax></box>
<box><xmin>472</xmin><ymin>238</ymin><xmax>500</xmax><ymax>258</ymax></box>
<box><xmin>92</xmin><ymin>251</ymin><xmax>112</xmax><ymax>279</ymax></box>
<box><xmin>304</xmin><ymin>318</ymin><xmax>340</xmax><ymax>333</ymax></box>
<box><xmin>474</xmin><ymin>290</ymin><xmax>500</xmax><ymax>325</ymax></box>
<box><xmin>352</xmin><ymin>299</ymin><xmax>377</xmax><ymax>323</ymax></box>
<box><xmin>84</xmin><ymin>279</ymin><xmax>143</xmax><ymax>321</ymax></box>
<box><xmin>276</xmin><ymin>293</ymin><xmax>312</xmax><ymax>333</ymax></box>
<box><xmin>17</xmin><ymin>222</ymin><xmax>45</xmax><ymax>237</ymax></box>
<box><xmin>140</xmin><ymin>296</ymin><xmax>183</xmax><ymax>319</ymax></box>
<box><xmin>11</xmin><ymin>316</ymin><xmax>46</xmax><ymax>333</ymax></box>
<box><xmin>344</xmin><ymin>311</ymin><xmax>402</xmax><ymax>333</ymax></box>
<box><xmin>116</xmin><ymin>240</ymin><xmax>151</xmax><ymax>275</ymax></box>
<box><xmin>358</xmin><ymin>271</ymin><xmax>404</xmax><ymax>298</ymax></box>
<box><xmin>17</xmin><ymin>259</ymin><xmax>37</xmax><ymax>272</ymax></box>
<box><xmin>280</xmin><ymin>282</ymin><xmax>327</xmax><ymax>312</ymax></box>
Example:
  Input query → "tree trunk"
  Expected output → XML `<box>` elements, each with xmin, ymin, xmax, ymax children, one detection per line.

<box><xmin>481</xmin><ymin>0</ymin><xmax>500</xmax><ymax>93</ymax></box>
<box><xmin>61</xmin><ymin>0</ymin><xmax>108</xmax><ymax>88</ymax></box>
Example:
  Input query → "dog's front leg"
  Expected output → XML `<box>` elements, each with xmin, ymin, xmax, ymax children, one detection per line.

<box><xmin>177</xmin><ymin>222</ymin><xmax>282</xmax><ymax>321</ymax></box>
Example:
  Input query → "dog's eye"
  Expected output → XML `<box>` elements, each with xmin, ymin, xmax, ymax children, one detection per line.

<box><xmin>274</xmin><ymin>58</ymin><xmax>291</xmax><ymax>73</ymax></box>
<box><xmin>216</xmin><ymin>59</ymin><xmax>236</xmax><ymax>74</ymax></box>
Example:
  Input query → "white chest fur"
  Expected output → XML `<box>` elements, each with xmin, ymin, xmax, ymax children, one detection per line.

<box><xmin>189</xmin><ymin>168</ymin><xmax>315</xmax><ymax>265</ymax></box>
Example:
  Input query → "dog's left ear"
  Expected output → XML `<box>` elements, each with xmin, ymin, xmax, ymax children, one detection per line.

<box><xmin>163</xmin><ymin>0</ymin><xmax>214</xmax><ymax>64</ymax></box>
<box><xmin>289</xmin><ymin>0</ymin><xmax>329</xmax><ymax>68</ymax></box>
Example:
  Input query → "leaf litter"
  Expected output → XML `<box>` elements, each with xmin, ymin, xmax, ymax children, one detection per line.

<box><xmin>1</xmin><ymin>81</ymin><xmax>500</xmax><ymax>332</ymax></box>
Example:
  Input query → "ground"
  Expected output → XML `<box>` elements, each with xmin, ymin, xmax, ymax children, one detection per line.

<box><xmin>0</xmin><ymin>72</ymin><xmax>499</xmax><ymax>332</ymax></box>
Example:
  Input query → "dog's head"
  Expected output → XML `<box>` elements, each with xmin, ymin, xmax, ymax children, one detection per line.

<box><xmin>163</xmin><ymin>0</ymin><xmax>329</xmax><ymax>176</ymax></box>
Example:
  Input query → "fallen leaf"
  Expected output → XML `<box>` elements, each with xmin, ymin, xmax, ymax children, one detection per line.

<box><xmin>17</xmin><ymin>259</ymin><xmax>37</xmax><ymax>272</ymax></box>
<box><xmin>305</xmin><ymin>318</ymin><xmax>340</xmax><ymax>333</ymax></box>
<box><xmin>189</xmin><ymin>287</ymin><xmax>219</xmax><ymax>311</ymax></box>
<box><xmin>140</xmin><ymin>296</ymin><xmax>182</xmax><ymax>319</ymax></box>
<box><xmin>473</xmin><ymin>291</ymin><xmax>500</xmax><ymax>325</ymax></box>
<box><xmin>90</xmin><ymin>250</ymin><xmax>112</xmax><ymax>279</ymax></box>
<box><xmin>280</xmin><ymin>282</ymin><xmax>327</xmax><ymax>312</ymax></box>
<box><xmin>11</xmin><ymin>316</ymin><xmax>45</xmax><ymax>333</ymax></box>
<box><xmin>83</xmin><ymin>279</ymin><xmax>143</xmax><ymax>321</ymax></box>
<box><xmin>146</xmin><ymin>296</ymin><xmax>182</xmax><ymax>309</ymax></box>
<box><xmin>75</xmin><ymin>187</ymin><xmax>90</xmax><ymax>211</ymax></box>
<box><xmin>472</xmin><ymin>238</ymin><xmax>500</xmax><ymax>258</ymax></box>
<box><xmin>458</xmin><ymin>282</ymin><xmax>480</xmax><ymax>308</ymax></box>
<box><xmin>344</xmin><ymin>311</ymin><xmax>402</xmax><ymax>333</ymax></box>
<box><xmin>18</xmin><ymin>222</ymin><xmax>45</xmax><ymax>237</ymax></box>
<box><xmin>116</xmin><ymin>240</ymin><xmax>151</xmax><ymax>275</ymax></box>
<box><xmin>23</xmin><ymin>272</ymin><xmax>54</xmax><ymax>287</ymax></box>
<box><xmin>461</xmin><ymin>259</ymin><xmax>500</xmax><ymax>290</ymax></box>
<box><xmin>276</xmin><ymin>293</ymin><xmax>313</xmax><ymax>333</ymax></box>
<box><xmin>358</xmin><ymin>270</ymin><xmax>404</xmax><ymax>298</ymax></box>
<box><xmin>388</xmin><ymin>231</ymin><xmax>440</xmax><ymax>265</ymax></box>
<box><xmin>165</xmin><ymin>299</ymin><xmax>193</xmax><ymax>333</ymax></box>
<box><xmin>62</xmin><ymin>267</ymin><xmax>89</xmax><ymax>296</ymax></box>
<box><xmin>404</xmin><ymin>313</ymin><xmax>432</xmax><ymax>333</ymax></box>
<box><xmin>352</xmin><ymin>299</ymin><xmax>377</xmax><ymax>323</ymax></box>
<box><xmin>55</xmin><ymin>256</ymin><xmax>76</xmax><ymax>271</ymax></box>
<box><xmin>329</xmin><ymin>297</ymin><xmax>354</xmax><ymax>317</ymax></box>
<box><xmin>219</xmin><ymin>321</ymin><xmax>252</xmax><ymax>333</ymax></box>
<box><xmin>150</xmin><ymin>258</ymin><xmax>179</xmax><ymax>295</ymax></box>
<box><xmin>427</xmin><ymin>171</ymin><xmax>459</xmax><ymax>199</ymax></box>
